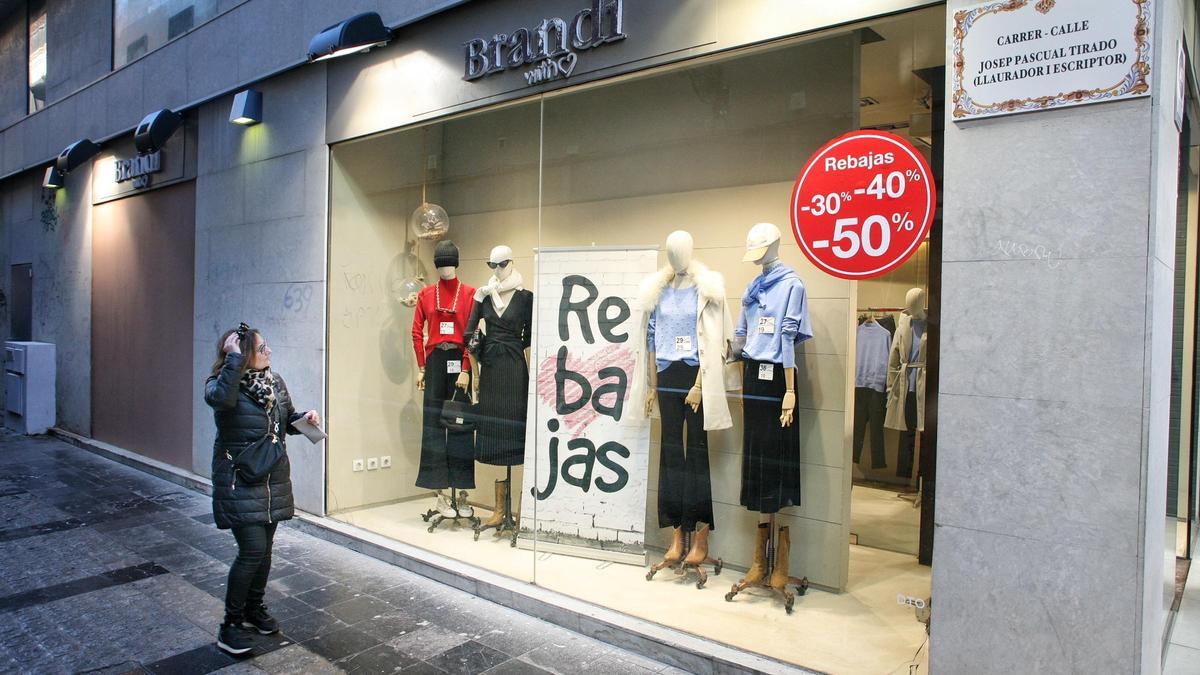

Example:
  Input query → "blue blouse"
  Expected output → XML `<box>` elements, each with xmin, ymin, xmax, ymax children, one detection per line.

<box><xmin>647</xmin><ymin>285</ymin><xmax>700</xmax><ymax>372</ymax></box>
<box><xmin>735</xmin><ymin>264</ymin><xmax>812</xmax><ymax>369</ymax></box>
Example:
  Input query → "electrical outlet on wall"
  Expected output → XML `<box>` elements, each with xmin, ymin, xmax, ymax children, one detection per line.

<box><xmin>352</xmin><ymin>459</ymin><xmax>364</xmax><ymax>472</ymax></box>
<box><xmin>380</xmin><ymin>456</ymin><xmax>392</xmax><ymax>468</ymax></box>
<box><xmin>367</xmin><ymin>457</ymin><xmax>379</xmax><ymax>471</ymax></box>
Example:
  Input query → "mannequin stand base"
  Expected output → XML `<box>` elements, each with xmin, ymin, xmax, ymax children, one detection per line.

<box><xmin>646</xmin><ymin>556</ymin><xmax>723</xmax><ymax>589</ymax></box>
<box><xmin>724</xmin><ymin>575</ymin><xmax>809</xmax><ymax>614</ymax></box>
<box><xmin>420</xmin><ymin>491</ymin><xmax>480</xmax><ymax>533</ymax></box>
<box><xmin>473</xmin><ymin>513</ymin><xmax>519</xmax><ymax>547</ymax></box>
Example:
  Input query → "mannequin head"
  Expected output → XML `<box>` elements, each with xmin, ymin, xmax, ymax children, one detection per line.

<box><xmin>742</xmin><ymin>222</ymin><xmax>782</xmax><ymax>266</ymax></box>
<box><xmin>665</xmin><ymin>231</ymin><xmax>694</xmax><ymax>273</ymax></box>
<box><xmin>905</xmin><ymin>287</ymin><xmax>927</xmax><ymax>320</ymax></box>
<box><xmin>488</xmin><ymin>245</ymin><xmax>515</xmax><ymax>282</ymax></box>
<box><xmin>434</xmin><ymin>240</ymin><xmax>459</xmax><ymax>281</ymax></box>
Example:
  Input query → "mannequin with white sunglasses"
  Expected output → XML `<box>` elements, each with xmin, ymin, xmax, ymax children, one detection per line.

<box><xmin>465</xmin><ymin>245</ymin><xmax>533</xmax><ymax>540</ymax></box>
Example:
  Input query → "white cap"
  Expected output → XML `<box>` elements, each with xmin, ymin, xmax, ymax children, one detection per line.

<box><xmin>489</xmin><ymin>245</ymin><xmax>514</xmax><ymax>265</ymax></box>
<box><xmin>742</xmin><ymin>222</ymin><xmax>781</xmax><ymax>262</ymax></box>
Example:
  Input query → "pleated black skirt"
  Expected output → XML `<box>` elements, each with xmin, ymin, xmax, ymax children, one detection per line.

<box><xmin>474</xmin><ymin>347</ymin><xmax>528</xmax><ymax>466</ymax></box>
<box><xmin>740</xmin><ymin>358</ymin><xmax>801</xmax><ymax>513</ymax></box>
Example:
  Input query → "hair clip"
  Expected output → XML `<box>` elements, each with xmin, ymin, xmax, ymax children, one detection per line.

<box><xmin>236</xmin><ymin>322</ymin><xmax>250</xmax><ymax>338</ymax></box>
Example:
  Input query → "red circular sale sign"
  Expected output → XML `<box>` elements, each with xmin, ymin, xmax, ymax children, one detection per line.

<box><xmin>790</xmin><ymin>131</ymin><xmax>936</xmax><ymax>280</ymax></box>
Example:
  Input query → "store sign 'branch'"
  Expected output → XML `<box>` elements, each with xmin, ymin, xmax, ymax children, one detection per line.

<box><xmin>462</xmin><ymin>0</ymin><xmax>626</xmax><ymax>85</ymax></box>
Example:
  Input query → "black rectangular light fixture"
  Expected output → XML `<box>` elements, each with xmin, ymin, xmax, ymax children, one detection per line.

<box><xmin>42</xmin><ymin>165</ymin><xmax>64</xmax><ymax>189</ymax></box>
<box><xmin>307</xmin><ymin>12</ymin><xmax>390</xmax><ymax>62</ymax></box>
<box><xmin>134</xmin><ymin>108</ymin><xmax>182</xmax><ymax>154</ymax></box>
<box><xmin>56</xmin><ymin>138</ymin><xmax>101</xmax><ymax>173</ymax></box>
<box><xmin>229</xmin><ymin>89</ymin><xmax>262</xmax><ymax>126</ymax></box>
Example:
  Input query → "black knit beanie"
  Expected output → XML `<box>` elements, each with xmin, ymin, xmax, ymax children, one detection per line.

<box><xmin>433</xmin><ymin>240</ymin><xmax>459</xmax><ymax>268</ymax></box>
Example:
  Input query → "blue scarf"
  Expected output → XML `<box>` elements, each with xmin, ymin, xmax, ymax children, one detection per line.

<box><xmin>743</xmin><ymin>264</ymin><xmax>796</xmax><ymax>307</ymax></box>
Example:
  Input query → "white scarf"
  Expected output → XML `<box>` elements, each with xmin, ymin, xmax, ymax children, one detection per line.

<box><xmin>473</xmin><ymin>269</ymin><xmax>524</xmax><ymax>310</ymax></box>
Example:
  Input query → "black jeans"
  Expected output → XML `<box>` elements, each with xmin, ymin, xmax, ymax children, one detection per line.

<box><xmin>897</xmin><ymin>393</ymin><xmax>918</xmax><ymax>479</ymax></box>
<box><xmin>225</xmin><ymin>522</ymin><xmax>277</xmax><ymax>622</ymax></box>
<box><xmin>656</xmin><ymin>362</ymin><xmax>714</xmax><ymax>531</ymax></box>
<box><xmin>852</xmin><ymin>387</ymin><xmax>887</xmax><ymax>469</ymax></box>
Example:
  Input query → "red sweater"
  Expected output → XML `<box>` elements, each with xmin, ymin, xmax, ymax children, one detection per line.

<box><xmin>411</xmin><ymin>278</ymin><xmax>475</xmax><ymax>368</ymax></box>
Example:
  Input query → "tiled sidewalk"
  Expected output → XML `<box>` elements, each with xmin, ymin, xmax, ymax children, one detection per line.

<box><xmin>1167</xmin><ymin>567</ymin><xmax>1200</xmax><ymax>674</ymax></box>
<box><xmin>0</xmin><ymin>432</ymin><xmax>677</xmax><ymax>674</ymax></box>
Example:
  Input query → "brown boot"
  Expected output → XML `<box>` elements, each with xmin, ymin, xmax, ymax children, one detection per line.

<box><xmin>770</xmin><ymin>525</ymin><xmax>792</xmax><ymax>590</ymax></box>
<box><xmin>741</xmin><ymin>522</ymin><xmax>769</xmax><ymax>585</ymax></box>
<box><xmin>683</xmin><ymin>525</ymin><xmax>710</xmax><ymax>565</ymax></box>
<box><xmin>481</xmin><ymin>480</ymin><xmax>508</xmax><ymax>528</ymax></box>
<box><xmin>663</xmin><ymin>527</ymin><xmax>685</xmax><ymax>563</ymax></box>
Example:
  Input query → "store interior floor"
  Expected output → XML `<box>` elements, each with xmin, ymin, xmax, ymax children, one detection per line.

<box><xmin>334</xmin><ymin>495</ymin><xmax>931</xmax><ymax>674</ymax></box>
<box><xmin>850</xmin><ymin>484</ymin><xmax>921</xmax><ymax>555</ymax></box>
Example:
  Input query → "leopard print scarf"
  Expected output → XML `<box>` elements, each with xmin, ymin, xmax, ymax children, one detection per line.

<box><xmin>240</xmin><ymin>368</ymin><xmax>276</xmax><ymax>412</ymax></box>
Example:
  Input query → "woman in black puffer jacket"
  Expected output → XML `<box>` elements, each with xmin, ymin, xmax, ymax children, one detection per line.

<box><xmin>204</xmin><ymin>323</ymin><xmax>318</xmax><ymax>656</ymax></box>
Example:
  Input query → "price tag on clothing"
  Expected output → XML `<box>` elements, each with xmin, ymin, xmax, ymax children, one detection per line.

<box><xmin>758</xmin><ymin>363</ymin><xmax>774</xmax><ymax>380</ymax></box>
<box><xmin>446</xmin><ymin>360</ymin><xmax>462</xmax><ymax>375</ymax></box>
<box><xmin>439</xmin><ymin>321</ymin><xmax>455</xmax><ymax>335</ymax></box>
<box><xmin>674</xmin><ymin>336</ymin><xmax>693</xmax><ymax>352</ymax></box>
<box><xmin>757</xmin><ymin>316</ymin><xmax>776</xmax><ymax>335</ymax></box>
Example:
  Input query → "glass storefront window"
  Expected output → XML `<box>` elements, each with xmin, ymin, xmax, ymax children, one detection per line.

<box><xmin>28</xmin><ymin>0</ymin><xmax>46</xmax><ymax>113</ymax></box>
<box><xmin>328</xmin><ymin>7</ymin><xmax>942</xmax><ymax>672</ymax></box>
<box><xmin>113</xmin><ymin>0</ymin><xmax>219</xmax><ymax>68</ymax></box>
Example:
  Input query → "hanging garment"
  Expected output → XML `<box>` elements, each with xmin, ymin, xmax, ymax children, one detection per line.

<box><xmin>852</xmin><ymin>386</ymin><xmax>887</xmax><ymax>469</ymax></box>
<box><xmin>855</xmin><ymin>321</ymin><xmax>891</xmax><ymax>393</ymax></box>
<box><xmin>465</xmin><ymin>289</ymin><xmax>534</xmax><ymax>467</ymax></box>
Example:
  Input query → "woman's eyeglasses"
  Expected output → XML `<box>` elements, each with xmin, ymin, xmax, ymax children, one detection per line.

<box><xmin>486</xmin><ymin>260</ymin><xmax>511</xmax><ymax>270</ymax></box>
<box><xmin>256</xmin><ymin>343</ymin><xmax>271</xmax><ymax>356</ymax></box>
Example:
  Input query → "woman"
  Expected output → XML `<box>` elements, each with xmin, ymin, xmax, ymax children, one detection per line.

<box><xmin>204</xmin><ymin>323</ymin><xmax>319</xmax><ymax>655</ymax></box>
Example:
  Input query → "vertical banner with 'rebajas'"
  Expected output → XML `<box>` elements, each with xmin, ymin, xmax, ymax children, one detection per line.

<box><xmin>518</xmin><ymin>247</ymin><xmax>656</xmax><ymax>562</ymax></box>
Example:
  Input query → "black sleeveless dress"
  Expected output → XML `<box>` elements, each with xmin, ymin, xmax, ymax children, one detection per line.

<box><xmin>466</xmin><ymin>289</ymin><xmax>533</xmax><ymax>466</ymax></box>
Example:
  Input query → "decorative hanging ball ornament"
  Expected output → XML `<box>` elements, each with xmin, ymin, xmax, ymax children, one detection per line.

<box><xmin>395</xmin><ymin>275</ymin><xmax>424</xmax><ymax>307</ymax></box>
<box><xmin>409</xmin><ymin>202</ymin><xmax>450</xmax><ymax>241</ymax></box>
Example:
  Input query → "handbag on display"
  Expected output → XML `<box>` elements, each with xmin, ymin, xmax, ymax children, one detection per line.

<box><xmin>467</xmin><ymin>327</ymin><xmax>487</xmax><ymax>357</ymax></box>
<box><xmin>439</xmin><ymin>387</ymin><xmax>476</xmax><ymax>432</ymax></box>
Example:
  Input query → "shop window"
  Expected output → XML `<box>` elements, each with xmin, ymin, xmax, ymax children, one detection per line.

<box><xmin>27</xmin><ymin>0</ymin><xmax>46</xmax><ymax>114</ymax></box>
<box><xmin>328</xmin><ymin>7</ymin><xmax>942</xmax><ymax>672</ymax></box>
<box><xmin>113</xmin><ymin>0</ymin><xmax>218</xmax><ymax>68</ymax></box>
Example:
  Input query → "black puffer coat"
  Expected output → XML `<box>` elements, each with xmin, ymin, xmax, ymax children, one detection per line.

<box><xmin>205</xmin><ymin>352</ymin><xmax>302</xmax><ymax>529</ymax></box>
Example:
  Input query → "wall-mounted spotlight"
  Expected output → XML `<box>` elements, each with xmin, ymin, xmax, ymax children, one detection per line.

<box><xmin>134</xmin><ymin>108</ymin><xmax>182</xmax><ymax>154</ymax></box>
<box><xmin>42</xmin><ymin>165</ymin><xmax>64</xmax><ymax>189</ymax></box>
<box><xmin>56</xmin><ymin>139</ymin><xmax>101</xmax><ymax>173</ymax></box>
<box><xmin>307</xmin><ymin>12</ymin><xmax>390</xmax><ymax>62</ymax></box>
<box><xmin>229</xmin><ymin>90</ymin><xmax>262</xmax><ymax>126</ymax></box>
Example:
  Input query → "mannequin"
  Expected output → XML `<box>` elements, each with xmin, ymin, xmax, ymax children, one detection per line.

<box><xmin>411</xmin><ymin>240</ymin><xmax>477</xmax><ymax>520</ymax></box>
<box><xmin>885</xmin><ymin>287</ymin><xmax>927</xmax><ymax>480</ymax></box>
<box><xmin>728</xmin><ymin>222</ymin><xmax>812</xmax><ymax>606</ymax></box>
<box><xmin>465</xmin><ymin>245</ymin><xmax>533</xmax><ymax>540</ymax></box>
<box><xmin>638</xmin><ymin>231</ymin><xmax>733</xmax><ymax>584</ymax></box>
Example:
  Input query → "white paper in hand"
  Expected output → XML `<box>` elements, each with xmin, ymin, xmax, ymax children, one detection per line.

<box><xmin>290</xmin><ymin>418</ymin><xmax>327</xmax><ymax>444</ymax></box>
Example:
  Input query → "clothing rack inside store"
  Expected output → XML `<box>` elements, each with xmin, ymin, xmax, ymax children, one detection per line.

<box><xmin>725</xmin><ymin>514</ymin><xmax>809</xmax><ymax>613</ymax></box>
<box><xmin>856</xmin><ymin>307</ymin><xmax>904</xmax><ymax>313</ymax></box>
<box><xmin>474</xmin><ymin>466</ymin><xmax>519</xmax><ymax>546</ymax></box>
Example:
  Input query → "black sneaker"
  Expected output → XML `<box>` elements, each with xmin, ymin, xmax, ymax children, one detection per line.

<box><xmin>243</xmin><ymin>605</ymin><xmax>280</xmax><ymax>635</ymax></box>
<box><xmin>217</xmin><ymin>621</ymin><xmax>254</xmax><ymax>655</ymax></box>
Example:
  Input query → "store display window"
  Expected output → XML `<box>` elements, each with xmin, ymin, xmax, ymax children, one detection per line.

<box><xmin>328</xmin><ymin>7</ymin><xmax>942</xmax><ymax>671</ymax></box>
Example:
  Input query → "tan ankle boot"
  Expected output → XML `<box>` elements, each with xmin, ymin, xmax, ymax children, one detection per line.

<box><xmin>481</xmin><ymin>480</ymin><xmax>508</xmax><ymax>528</ymax></box>
<box><xmin>664</xmin><ymin>527</ymin><xmax>685</xmax><ymax>562</ymax></box>
<box><xmin>683</xmin><ymin>525</ymin><xmax>710</xmax><ymax>565</ymax></box>
<box><xmin>770</xmin><ymin>525</ymin><xmax>792</xmax><ymax>590</ymax></box>
<box><xmin>742</xmin><ymin>522</ymin><xmax>769</xmax><ymax>585</ymax></box>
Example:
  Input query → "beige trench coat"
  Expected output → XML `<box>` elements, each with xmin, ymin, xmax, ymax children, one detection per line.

<box><xmin>884</xmin><ymin>312</ymin><xmax>926</xmax><ymax>432</ymax></box>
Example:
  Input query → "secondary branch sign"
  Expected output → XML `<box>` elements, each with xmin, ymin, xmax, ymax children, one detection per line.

<box><xmin>518</xmin><ymin>247</ymin><xmax>656</xmax><ymax>563</ymax></box>
<box><xmin>952</xmin><ymin>0</ymin><xmax>1153</xmax><ymax>120</ymax></box>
